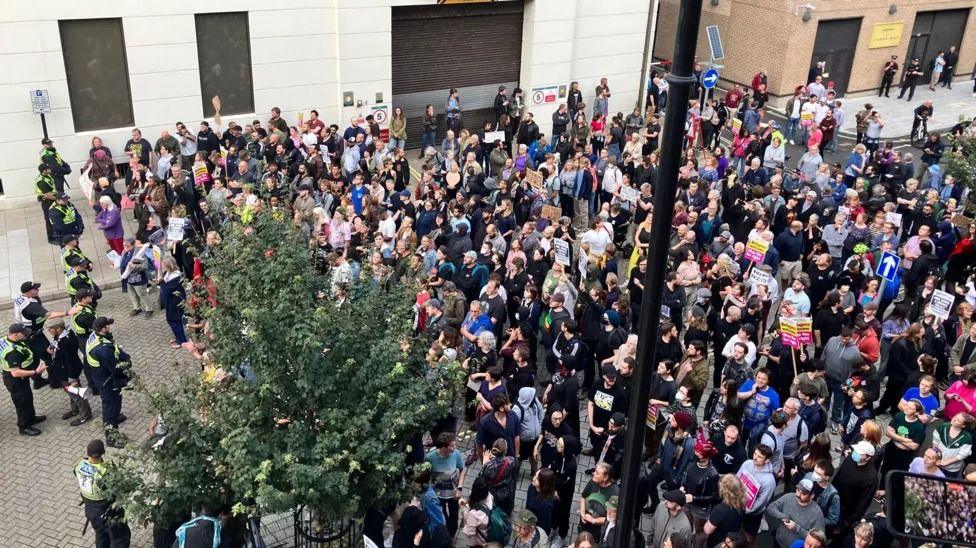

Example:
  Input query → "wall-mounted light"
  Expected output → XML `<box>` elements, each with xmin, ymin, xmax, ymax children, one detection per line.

<box><xmin>797</xmin><ymin>3</ymin><xmax>816</xmax><ymax>22</ymax></box>
<box><xmin>889</xmin><ymin>4</ymin><xmax>898</xmax><ymax>15</ymax></box>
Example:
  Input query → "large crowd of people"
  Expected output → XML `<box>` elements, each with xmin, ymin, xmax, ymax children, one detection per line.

<box><xmin>6</xmin><ymin>60</ymin><xmax>976</xmax><ymax>548</ymax></box>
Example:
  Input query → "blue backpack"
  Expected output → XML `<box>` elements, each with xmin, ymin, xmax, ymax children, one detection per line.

<box><xmin>174</xmin><ymin>515</ymin><xmax>221</xmax><ymax>548</ymax></box>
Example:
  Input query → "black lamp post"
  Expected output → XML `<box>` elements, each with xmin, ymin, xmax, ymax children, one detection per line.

<box><xmin>614</xmin><ymin>0</ymin><xmax>704</xmax><ymax>545</ymax></box>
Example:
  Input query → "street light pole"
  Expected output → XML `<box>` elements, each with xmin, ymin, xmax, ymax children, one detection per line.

<box><xmin>614</xmin><ymin>0</ymin><xmax>703</xmax><ymax>545</ymax></box>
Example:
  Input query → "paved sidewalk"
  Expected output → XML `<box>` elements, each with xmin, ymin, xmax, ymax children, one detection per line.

<box><xmin>0</xmin><ymin>193</ymin><xmax>138</xmax><ymax>308</ymax></box>
<box><xmin>838</xmin><ymin>83</ymin><xmax>976</xmax><ymax>138</ymax></box>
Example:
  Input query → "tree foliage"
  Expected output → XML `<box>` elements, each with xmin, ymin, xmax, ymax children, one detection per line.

<box><xmin>946</xmin><ymin>131</ymin><xmax>976</xmax><ymax>202</ymax></box>
<box><xmin>104</xmin><ymin>213</ymin><xmax>465</xmax><ymax>527</ymax></box>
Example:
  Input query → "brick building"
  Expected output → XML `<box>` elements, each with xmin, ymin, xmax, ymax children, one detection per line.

<box><xmin>653</xmin><ymin>0</ymin><xmax>975</xmax><ymax>105</ymax></box>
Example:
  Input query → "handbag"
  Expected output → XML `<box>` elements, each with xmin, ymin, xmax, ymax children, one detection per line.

<box><xmin>120</xmin><ymin>195</ymin><xmax>136</xmax><ymax>210</ymax></box>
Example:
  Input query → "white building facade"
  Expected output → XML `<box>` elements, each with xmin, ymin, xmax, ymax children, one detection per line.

<box><xmin>0</xmin><ymin>0</ymin><xmax>651</xmax><ymax>201</ymax></box>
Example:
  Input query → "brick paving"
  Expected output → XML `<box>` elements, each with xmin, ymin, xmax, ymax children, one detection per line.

<box><xmin>0</xmin><ymin>288</ymin><xmax>198</xmax><ymax>547</ymax></box>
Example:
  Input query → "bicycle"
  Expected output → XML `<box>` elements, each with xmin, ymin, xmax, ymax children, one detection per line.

<box><xmin>911</xmin><ymin>116</ymin><xmax>929</xmax><ymax>146</ymax></box>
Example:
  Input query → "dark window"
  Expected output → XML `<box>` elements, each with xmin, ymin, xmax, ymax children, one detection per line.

<box><xmin>195</xmin><ymin>12</ymin><xmax>254</xmax><ymax>117</ymax></box>
<box><xmin>59</xmin><ymin>18</ymin><xmax>134</xmax><ymax>132</ymax></box>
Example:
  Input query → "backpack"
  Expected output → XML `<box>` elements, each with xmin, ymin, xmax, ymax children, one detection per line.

<box><xmin>483</xmin><ymin>505</ymin><xmax>513</xmax><ymax>544</ymax></box>
<box><xmin>174</xmin><ymin>515</ymin><xmax>221</xmax><ymax>548</ymax></box>
<box><xmin>746</xmin><ymin>418</ymin><xmax>776</xmax><ymax>455</ymax></box>
<box><xmin>800</xmin><ymin>403</ymin><xmax>827</xmax><ymax>437</ymax></box>
<box><xmin>515</xmin><ymin>400</ymin><xmax>543</xmax><ymax>442</ymax></box>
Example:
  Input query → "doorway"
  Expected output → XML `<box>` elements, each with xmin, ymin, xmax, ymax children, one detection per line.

<box><xmin>809</xmin><ymin>18</ymin><xmax>863</xmax><ymax>96</ymax></box>
<box><xmin>907</xmin><ymin>9</ymin><xmax>970</xmax><ymax>80</ymax></box>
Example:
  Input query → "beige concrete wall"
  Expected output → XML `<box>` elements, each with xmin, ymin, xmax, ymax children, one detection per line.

<box><xmin>653</xmin><ymin>0</ymin><xmax>976</xmax><ymax>102</ymax></box>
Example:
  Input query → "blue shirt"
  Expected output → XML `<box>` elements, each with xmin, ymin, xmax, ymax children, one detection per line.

<box><xmin>350</xmin><ymin>184</ymin><xmax>367</xmax><ymax>215</ymax></box>
<box><xmin>739</xmin><ymin>379</ymin><xmax>781</xmax><ymax>432</ymax></box>
<box><xmin>902</xmin><ymin>386</ymin><xmax>939</xmax><ymax>415</ymax></box>
<box><xmin>425</xmin><ymin>449</ymin><xmax>464</xmax><ymax>499</ymax></box>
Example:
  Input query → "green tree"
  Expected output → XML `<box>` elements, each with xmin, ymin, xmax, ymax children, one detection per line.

<box><xmin>945</xmin><ymin>131</ymin><xmax>976</xmax><ymax>201</ymax></box>
<box><xmin>104</xmin><ymin>213</ymin><xmax>464</xmax><ymax>528</ymax></box>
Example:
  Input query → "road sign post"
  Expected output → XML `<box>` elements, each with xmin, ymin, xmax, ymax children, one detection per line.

<box><xmin>30</xmin><ymin>89</ymin><xmax>51</xmax><ymax>140</ymax></box>
<box><xmin>877</xmin><ymin>250</ymin><xmax>901</xmax><ymax>282</ymax></box>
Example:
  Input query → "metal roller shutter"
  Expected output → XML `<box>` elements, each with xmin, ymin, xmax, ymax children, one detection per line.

<box><xmin>392</xmin><ymin>1</ymin><xmax>524</xmax><ymax>148</ymax></box>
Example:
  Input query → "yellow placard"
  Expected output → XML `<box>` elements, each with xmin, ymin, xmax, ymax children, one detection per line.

<box><xmin>869</xmin><ymin>22</ymin><xmax>904</xmax><ymax>49</ymax></box>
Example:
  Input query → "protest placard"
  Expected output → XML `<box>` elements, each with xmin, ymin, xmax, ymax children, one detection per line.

<box><xmin>619</xmin><ymin>185</ymin><xmax>640</xmax><ymax>203</ymax></box>
<box><xmin>744</xmin><ymin>239</ymin><xmax>768</xmax><ymax>263</ymax></box>
<box><xmin>749</xmin><ymin>268</ymin><xmax>773</xmax><ymax>287</ymax></box>
<box><xmin>541</xmin><ymin>204</ymin><xmax>562</xmax><ymax>222</ymax></box>
<box><xmin>525</xmin><ymin>168</ymin><xmax>544</xmax><ymax>191</ymax></box>
<box><xmin>166</xmin><ymin>218</ymin><xmax>186</xmax><ymax>242</ymax></box>
<box><xmin>929</xmin><ymin>289</ymin><xmax>954</xmax><ymax>320</ymax></box>
<box><xmin>554</xmin><ymin>238</ymin><xmax>571</xmax><ymax>266</ymax></box>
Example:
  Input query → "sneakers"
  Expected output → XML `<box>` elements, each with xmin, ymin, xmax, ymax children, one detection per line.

<box><xmin>105</xmin><ymin>428</ymin><xmax>127</xmax><ymax>449</ymax></box>
<box><xmin>19</xmin><ymin>427</ymin><xmax>41</xmax><ymax>436</ymax></box>
<box><xmin>129</xmin><ymin>309</ymin><xmax>142</xmax><ymax>317</ymax></box>
<box><xmin>70</xmin><ymin>414</ymin><xmax>92</xmax><ymax>427</ymax></box>
<box><xmin>145</xmin><ymin>310</ymin><xmax>154</xmax><ymax>318</ymax></box>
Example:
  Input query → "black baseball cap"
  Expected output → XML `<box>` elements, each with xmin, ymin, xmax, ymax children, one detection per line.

<box><xmin>76</xmin><ymin>288</ymin><xmax>93</xmax><ymax>300</ymax></box>
<box><xmin>92</xmin><ymin>317</ymin><xmax>114</xmax><ymax>331</ymax></box>
<box><xmin>9</xmin><ymin>323</ymin><xmax>31</xmax><ymax>335</ymax></box>
<box><xmin>38</xmin><ymin>163</ymin><xmax>50</xmax><ymax>172</ymax></box>
<box><xmin>68</xmin><ymin>255</ymin><xmax>87</xmax><ymax>267</ymax></box>
<box><xmin>41</xmin><ymin>138</ymin><xmax>52</xmax><ymax>145</ymax></box>
<box><xmin>20</xmin><ymin>281</ymin><xmax>40</xmax><ymax>293</ymax></box>
<box><xmin>61</xmin><ymin>234</ymin><xmax>79</xmax><ymax>245</ymax></box>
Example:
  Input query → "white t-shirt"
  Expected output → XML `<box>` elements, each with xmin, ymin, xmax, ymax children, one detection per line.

<box><xmin>581</xmin><ymin>227</ymin><xmax>612</xmax><ymax>256</ymax></box>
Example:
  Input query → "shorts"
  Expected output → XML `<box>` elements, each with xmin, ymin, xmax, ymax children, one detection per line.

<box><xmin>518</xmin><ymin>439</ymin><xmax>534</xmax><ymax>461</ymax></box>
<box><xmin>742</xmin><ymin>512</ymin><xmax>764</xmax><ymax>536</ymax></box>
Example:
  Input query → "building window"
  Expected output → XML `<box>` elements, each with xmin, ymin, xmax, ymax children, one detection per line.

<box><xmin>59</xmin><ymin>18</ymin><xmax>134</xmax><ymax>132</ymax></box>
<box><xmin>195</xmin><ymin>12</ymin><xmax>254</xmax><ymax>117</ymax></box>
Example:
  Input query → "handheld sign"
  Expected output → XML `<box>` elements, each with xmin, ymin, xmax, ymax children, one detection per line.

<box><xmin>780</xmin><ymin>317</ymin><xmax>800</xmax><ymax>349</ymax></box>
<box><xmin>540</xmin><ymin>205</ymin><xmax>562</xmax><ymax>222</ymax></box>
<box><xmin>877</xmin><ymin>250</ymin><xmax>901</xmax><ymax>282</ymax></box>
<box><xmin>929</xmin><ymin>289</ymin><xmax>954</xmax><ymax>320</ymax></box>
<box><xmin>744</xmin><ymin>239</ymin><xmax>768</xmax><ymax>263</ymax></box>
<box><xmin>749</xmin><ymin>268</ymin><xmax>773</xmax><ymax>287</ymax></box>
<box><xmin>553</xmin><ymin>238</ymin><xmax>571</xmax><ymax>266</ymax></box>
<box><xmin>619</xmin><ymin>185</ymin><xmax>640</xmax><ymax>204</ymax></box>
<box><xmin>884</xmin><ymin>212</ymin><xmax>903</xmax><ymax>227</ymax></box>
<box><xmin>166</xmin><ymin>218</ymin><xmax>186</xmax><ymax>242</ymax></box>
<box><xmin>795</xmin><ymin>318</ymin><xmax>814</xmax><ymax>346</ymax></box>
<box><xmin>837</xmin><ymin>205</ymin><xmax>851</xmax><ymax>220</ymax></box>
<box><xmin>525</xmin><ymin>168</ymin><xmax>544</xmax><ymax>191</ymax></box>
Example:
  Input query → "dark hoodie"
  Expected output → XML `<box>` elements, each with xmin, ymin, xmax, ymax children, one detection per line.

<box><xmin>446</xmin><ymin>224</ymin><xmax>472</xmax><ymax>265</ymax></box>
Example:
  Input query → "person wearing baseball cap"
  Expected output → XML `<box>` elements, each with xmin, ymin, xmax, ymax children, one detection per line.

<box><xmin>86</xmin><ymin>317</ymin><xmax>131</xmax><ymax>448</ymax></box>
<box><xmin>765</xmin><ymin>478</ymin><xmax>826</xmax><ymax>547</ymax></box>
<box><xmin>833</xmin><ymin>440</ymin><xmax>879</xmax><ymax>536</ymax></box>
<box><xmin>646</xmin><ymin>489</ymin><xmax>693</xmax><ymax>548</ymax></box>
<box><xmin>75</xmin><ymin>439</ymin><xmax>132</xmax><ymax>545</ymax></box>
<box><xmin>48</xmin><ymin>188</ymin><xmax>84</xmax><ymax>244</ymax></box>
<box><xmin>1</xmin><ymin>323</ymin><xmax>48</xmax><ymax>435</ymax></box>
<box><xmin>66</xmin><ymin>254</ymin><xmax>101</xmax><ymax>306</ymax></box>
<box><xmin>14</xmin><ymin>280</ymin><xmax>76</xmax><ymax>391</ymax></box>
<box><xmin>59</xmin><ymin>232</ymin><xmax>89</xmax><ymax>273</ymax></box>
<box><xmin>34</xmin><ymin>162</ymin><xmax>58</xmax><ymax>243</ymax></box>
<box><xmin>512</xmin><ymin>509</ymin><xmax>548</xmax><ymax>547</ymax></box>
<box><xmin>40</xmin><ymin>136</ymin><xmax>71</xmax><ymax>194</ymax></box>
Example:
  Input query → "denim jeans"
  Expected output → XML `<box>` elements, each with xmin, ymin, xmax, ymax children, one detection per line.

<box><xmin>420</xmin><ymin>130</ymin><xmax>436</xmax><ymax>153</ymax></box>
<box><xmin>608</xmin><ymin>143</ymin><xmax>622</xmax><ymax>163</ymax></box>
<box><xmin>389</xmin><ymin>137</ymin><xmax>406</xmax><ymax>152</ymax></box>
<box><xmin>785</xmin><ymin>117</ymin><xmax>799</xmax><ymax>142</ymax></box>
<box><xmin>826</xmin><ymin>377</ymin><xmax>847</xmax><ymax>426</ymax></box>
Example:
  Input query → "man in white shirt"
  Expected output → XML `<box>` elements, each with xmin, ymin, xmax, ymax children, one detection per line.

<box><xmin>806</xmin><ymin>76</ymin><xmax>826</xmax><ymax>101</ymax></box>
<box><xmin>723</xmin><ymin>324</ymin><xmax>758</xmax><ymax>367</ymax></box>
<box><xmin>580</xmin><ymin>218</ymin><xmax>612</xmax><ymax>257</ymax></box>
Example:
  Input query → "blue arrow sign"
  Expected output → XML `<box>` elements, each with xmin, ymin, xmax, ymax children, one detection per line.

<box><xmin>877</xmin><ymin>250</ymin><xmax>901</xmax><ymax>282</ymax></box>
<box><xmin>702</xmin><ymin>68</ymin><xmax>719</xmax><ymax>89</ymax></box>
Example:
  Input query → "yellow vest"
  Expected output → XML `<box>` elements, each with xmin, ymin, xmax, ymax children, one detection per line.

<box><xmin>0</xmin><ymin>337</ymin><xmax>34</xmax><ymax>373</ymax></box>
<box><xmin>86</xmin><ymin>333</ymin><xmax>119</xmax><ymax>368</ymax></box>
<box><xmin>74</xmin><ymin>458</ymin><xmax>107</xmax><ymax>501</ymax></box>
<box><xmin>70</xmin><ymin>305</ymin><xmax>95</xmax><ymax>336</ymax></box>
